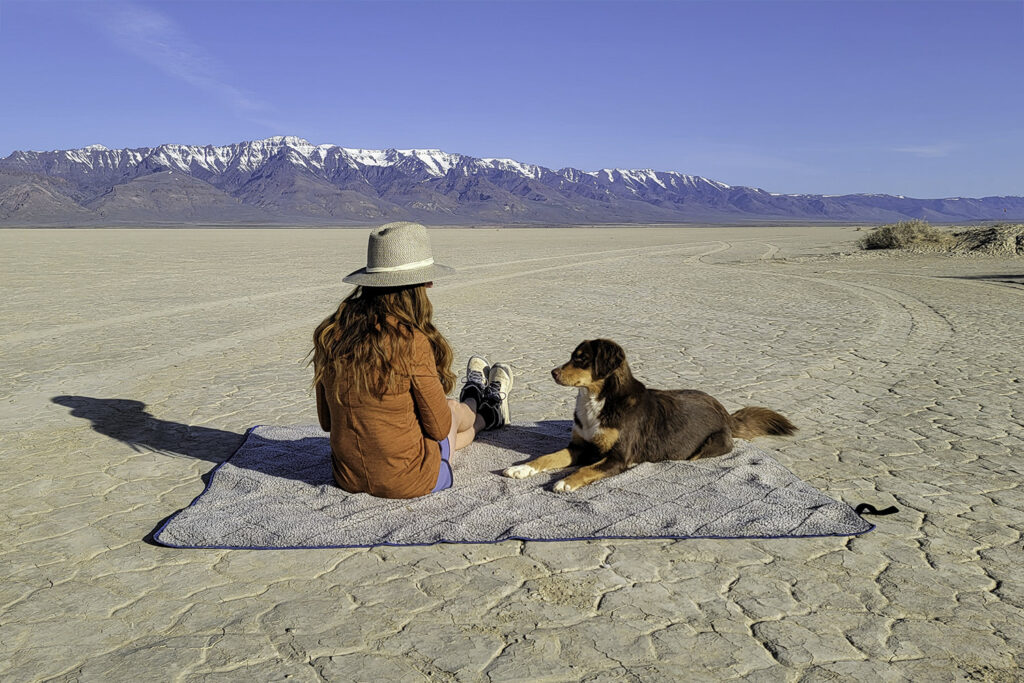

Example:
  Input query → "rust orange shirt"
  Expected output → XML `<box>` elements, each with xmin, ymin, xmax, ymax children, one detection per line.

<box><xmin>316</xmin><ymin>328</ymin><xmax>452</xmax><ymax>499</ymax></box>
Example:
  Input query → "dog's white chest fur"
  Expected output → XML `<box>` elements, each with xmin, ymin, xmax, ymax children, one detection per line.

<box><xmin>574</xmin><ymin>388</ymin><xmax>604</xmax><ymax>441</ymax></box>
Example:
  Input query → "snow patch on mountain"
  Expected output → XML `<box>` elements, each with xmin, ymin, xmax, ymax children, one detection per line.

<box><xmin>3</xmin><ymin>136</ymin><xmax>1022</xmax><ymax>226</ymax></box>
<box><xmin>12</xmin><ymin>136</ymin><xmax>723</xmax><ymax>187</ymax></box>
<box><xmin>479</xmin><ymin>158</ymin><xmax>544</xmax><ymax>179</ymax></box>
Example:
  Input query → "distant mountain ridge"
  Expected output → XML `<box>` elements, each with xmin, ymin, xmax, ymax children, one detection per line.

<box><xmin>1</xmin><ymin>136</ymin><xmax>1021</xmax><ymax>226</ymax></box>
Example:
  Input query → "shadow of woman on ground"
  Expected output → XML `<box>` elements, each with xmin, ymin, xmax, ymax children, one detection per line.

<box><xmin>52</xmin><ymin>395</ymin><xmax>246</xmax><ymax>464</ymax></box>
<box><xmin>51</xmin><ymin>396</ymin><xmax>330</xmax><ymax>485</ymax></box>
<box><xmin>51</xmin><ymin>396</ymin><xmax>334</xmax><ymax>544</ymax></box>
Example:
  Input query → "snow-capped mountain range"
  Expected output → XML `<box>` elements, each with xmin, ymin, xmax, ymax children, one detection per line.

<box><xmin>1</xmin><ymin>136</ymin><xmax>1021</xmax><ymax>225</ymax></box>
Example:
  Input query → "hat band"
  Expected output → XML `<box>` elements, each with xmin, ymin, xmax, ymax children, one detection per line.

<box><xmin>365</xmin><ymin>257</ymin><xmax>434</xmax><ymax>273</ymax></box>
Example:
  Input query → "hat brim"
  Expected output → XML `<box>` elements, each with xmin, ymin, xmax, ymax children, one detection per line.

<box><xmin>342</xmin><ymin>263</ymin><xmax>455</xmax><ymax>288</ymax></box>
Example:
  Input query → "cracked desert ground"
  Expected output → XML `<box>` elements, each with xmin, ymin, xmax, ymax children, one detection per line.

<box><xmin>1</xmin><ymin>226</ymin><xmax>1022</xmax><ymax>681</ymax></box>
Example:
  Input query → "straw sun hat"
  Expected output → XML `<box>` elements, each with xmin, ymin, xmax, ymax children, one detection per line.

<box><xmin>342</xmin><ymin>222</ymin><xmax>455</xmax><ymax>288</ymax></box>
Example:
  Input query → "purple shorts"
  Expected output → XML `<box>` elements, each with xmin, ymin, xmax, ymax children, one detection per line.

<box><xmin>431</xmin><ymin>437</ymin><xmax>453</xmax><ymax>493</ymax></box>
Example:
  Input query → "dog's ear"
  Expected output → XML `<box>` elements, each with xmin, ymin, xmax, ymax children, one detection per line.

<box><xmin>592</xmin><ymin>339</ymin><xmax>625</xmax><ymax>379</ymax></box>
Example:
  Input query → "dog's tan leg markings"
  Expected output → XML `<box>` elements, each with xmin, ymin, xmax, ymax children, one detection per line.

<box><xmin>592</xmin><ymin>427</ymin><xmax>619</xmax><ymax>453</ymax></box>
<box><xmin>505</xmin><ymin>432</ymin><xmax>590</xmax><ymax>479</ymax></box>
<box><xmin>503</xmin><ymin>448</ymin><xmax>575</xmax><ymax>479</ymax></box>
<box><xmin>554</xmin><ymin>457</ymin><xmax>627</xmax><ymax>492</ymax></box>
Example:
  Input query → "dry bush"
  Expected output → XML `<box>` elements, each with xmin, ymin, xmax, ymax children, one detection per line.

<box><xmin>858</xmin><ymin>219</ymin><xmax>953</xmax><ymax>250</ymax></box>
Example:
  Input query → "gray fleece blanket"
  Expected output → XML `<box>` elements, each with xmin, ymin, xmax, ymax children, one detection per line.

<box><xmin>153</xmin><ymin>422</ymin><xmax>872</xmax><ymax>549</ymax></box>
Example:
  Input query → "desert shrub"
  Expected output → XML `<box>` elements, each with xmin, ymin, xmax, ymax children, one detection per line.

<box><xmin>858</xmin><ymin>219</ymin><xmax>952</xmax><ymax>250</ymax></box>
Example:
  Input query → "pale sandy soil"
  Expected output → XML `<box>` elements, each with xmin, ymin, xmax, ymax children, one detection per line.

<box><xmin>1</xmin><ymin>226</ymin><xmax>1021</xmax><ymax>681</ymax></box>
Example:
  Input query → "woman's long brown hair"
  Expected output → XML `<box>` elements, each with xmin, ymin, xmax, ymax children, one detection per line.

<box><xmin>311</xmin><ymin>285</ymin><xmax>455</xmax><ymax>400</ymax></box>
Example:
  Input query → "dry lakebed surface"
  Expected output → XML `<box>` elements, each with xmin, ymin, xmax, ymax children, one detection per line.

<box><xmin>1</xmin><ymin>225</ymin><xmax>1021</xmax><ymax>681</ymax></box>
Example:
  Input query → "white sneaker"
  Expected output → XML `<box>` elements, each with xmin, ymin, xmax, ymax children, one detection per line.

<box><xmin>482</xmin><ymin>362</ymin><xmax>513</xmax><ymax>428</ymax></box>
<box><xmin>459</xmin><ymin>355</ymin><xmax>489</xmax><ymax>406</ymax></box>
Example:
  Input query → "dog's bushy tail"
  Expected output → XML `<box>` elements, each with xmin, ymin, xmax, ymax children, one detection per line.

<box><xmin>730</xmin><ymin>407</ymin><xmax>797</xmax><ymax>440</ymax></box>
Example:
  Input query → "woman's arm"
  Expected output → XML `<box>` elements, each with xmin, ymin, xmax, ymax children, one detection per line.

<box><xmin>410</xmin><ymin>333</ymin><xmax>454</xmax><ymax>441</ymax></box>
<box><xmin>315</xmin><ymin>381</ymin><xmax>331</xmax><ymax>432</ymax></box>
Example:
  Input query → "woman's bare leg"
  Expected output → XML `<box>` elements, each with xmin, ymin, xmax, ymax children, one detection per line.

<box><xmin>447</xmin><ymin>399</ymin><xmax>486</xmax><ymax>451</ymax></box>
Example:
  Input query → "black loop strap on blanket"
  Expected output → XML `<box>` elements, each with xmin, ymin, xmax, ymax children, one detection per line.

<box><xmin>854</xmin><ymin>503</ymin><xmax>900</xmax><ymax>516</ymax></box>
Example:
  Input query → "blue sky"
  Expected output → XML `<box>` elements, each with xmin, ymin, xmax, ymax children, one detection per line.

<box><xmin>0</xmin><ymin>0</ymin><xmax>1021</xmax><ymax>197</ymax></box>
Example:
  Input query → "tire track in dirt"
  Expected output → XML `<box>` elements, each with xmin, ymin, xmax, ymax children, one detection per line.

<box><xmin>844</xmin><ymin>269</ymin><xmax>1024</xmax><ymax>295</ymax></box>
<box><xmin>670</xmin><ymin>240</ymin><xmax>955</xmax><ymax>408</ymax></box>
<box><xmin>759</xmin><ymin>243</ymin><xmax>781</xmax><ymax>260</ymax></box>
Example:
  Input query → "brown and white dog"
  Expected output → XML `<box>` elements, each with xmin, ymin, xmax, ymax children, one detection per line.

<box><xmin>503</xmin><ymin>339</ymin><xmax>797</xmax><ymax>492</ymax></box>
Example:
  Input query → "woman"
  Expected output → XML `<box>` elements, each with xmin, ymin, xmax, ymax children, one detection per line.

<box><xmin>311</xmin><ymin>222</ymin><xmax>512</xmax><ymax>498</ymax></box>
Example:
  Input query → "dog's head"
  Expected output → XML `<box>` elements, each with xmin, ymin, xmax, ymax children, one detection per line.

<box><xmin>551</xmin><ymin>339</ymin><xmax>626</xmax><ymax>388</ymax></box>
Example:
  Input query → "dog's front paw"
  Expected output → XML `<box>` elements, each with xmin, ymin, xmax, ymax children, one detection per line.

<box><xmin>554</xmin><ymin>479</ymin><xmax>576</xmax><ymax>493</ymax></box>
<box><xmin>503</xmin><ymin>464</ymin><xmax>537</xmax><ymax>479</ymax></box>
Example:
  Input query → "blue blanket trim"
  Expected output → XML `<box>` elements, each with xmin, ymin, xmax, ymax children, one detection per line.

<box><xmin>153</xmin><ymin>425</ymin><xmax>877</xmax><ymax>550</ymax></box>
